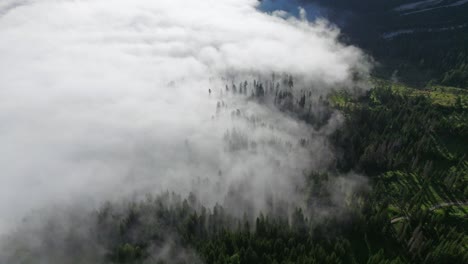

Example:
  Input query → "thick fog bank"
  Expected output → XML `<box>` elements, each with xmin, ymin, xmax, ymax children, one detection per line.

<box><xmin>0</xmin><ymin>0</ymin><xmax>371</xmax><ymax>259</ymax></box>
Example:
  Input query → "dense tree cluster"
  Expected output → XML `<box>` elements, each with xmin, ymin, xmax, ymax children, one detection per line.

<box><xmin>330</xmin><ymin>81</ymin><xmax>467</xmax><ymax>263</ymax></box>
<box><xmin>216</xmin><ymin>74</ymin><xmax>334</xmax><ymax>130</ymax></box>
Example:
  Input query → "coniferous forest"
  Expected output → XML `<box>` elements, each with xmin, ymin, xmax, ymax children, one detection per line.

<box><xmin>102</xmin><ymin>81</ymin><xmax>468</xmax><ymax>263</ymax></box>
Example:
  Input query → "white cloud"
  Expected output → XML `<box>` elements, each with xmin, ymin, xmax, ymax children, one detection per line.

<box><xmin>0</xmin><ymin>0</ymin><xmax>370</xmax><ymax>236</ymax></box>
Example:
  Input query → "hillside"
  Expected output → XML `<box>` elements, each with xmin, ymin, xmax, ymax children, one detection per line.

<box><xmin>5</xmin><ymin>78</ymin><xmax>467</xmax><ymax>263</ymax></box>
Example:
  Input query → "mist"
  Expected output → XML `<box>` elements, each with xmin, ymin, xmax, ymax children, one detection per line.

<box><xmin>258</xmin><ymin>0</ymin><xmax>328</xmax><ymax>20</ymax></box>
<box><xmin>0</xmin><ymin>0</ymin><xmax>370</xmax><ymax>261</ymax></box>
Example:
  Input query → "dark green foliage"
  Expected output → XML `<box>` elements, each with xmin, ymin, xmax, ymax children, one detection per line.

<box><xmin>330</xmin><ymin>82</ymin><xmax>467</xmax><ymax>263</ymax></box>
<box><xmin>332</xmin><ymin>82</ymin><xmax>467</xmax><ymax>177</ymax></box>
<box><xmin>92</xmin><ymin>190</ymin><xmax>405</xmax><ymax>264</ymax></box>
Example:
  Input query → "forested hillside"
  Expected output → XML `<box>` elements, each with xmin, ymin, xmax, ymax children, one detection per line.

<box><xmin>101</xmin><ymin>80</ymin><xmax>468</xmax><ymax>263</ymax></box>
<box><xmin>5</xmin><ymin>78</ymin><xmax>467</xmax><ymax>263</ymax></box>
<box><xmin>101</xmin><ymin>81</ymin><xmax>468</xmax><ymax>263</ymax></box>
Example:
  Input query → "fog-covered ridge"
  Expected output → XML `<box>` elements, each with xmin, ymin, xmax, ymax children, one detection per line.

<box><xmin>0</xmin><ymin>1</ymin><xmax>370</xmax><ymax>261</ymax></box>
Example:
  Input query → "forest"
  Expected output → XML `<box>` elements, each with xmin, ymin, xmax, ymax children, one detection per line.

<box><xmin>102</xmin><ymin>79</ymin><xmax>468</xmax><ymax>263</ymax></box>
<box><xmin>106</xmin><ymin>80</ymin><xmax>468</xmax><ymax>263</ymax></box>
<box><xmin>5</xmin><ymin>76</ymin><xmax>467</xmax><ymax>264</ymax></box>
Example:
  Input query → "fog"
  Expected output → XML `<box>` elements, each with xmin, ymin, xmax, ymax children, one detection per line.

<box><xmin>259</xmin><ymin>0</ymin><xmax>328</xmax><ymax>20</ymax></box>
<box><xmin>0</xmin><ymin>0</ymin><xmax>370</xmax><ymax>252</ymax></box>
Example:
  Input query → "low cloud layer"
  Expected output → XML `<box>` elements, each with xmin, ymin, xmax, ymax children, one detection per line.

<box><xmin>0</xmin><ymin>0</ymin><xmax>370</xmax><ymax>244</ymax></box>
